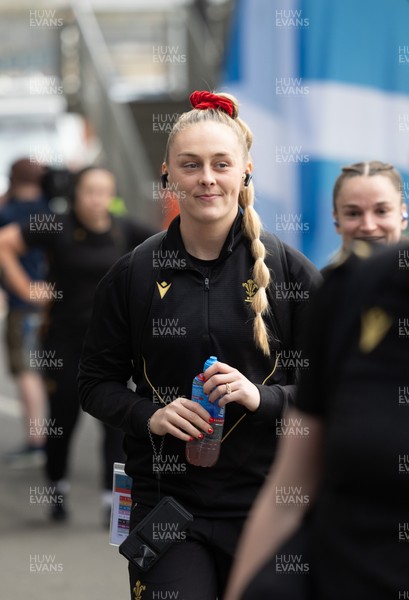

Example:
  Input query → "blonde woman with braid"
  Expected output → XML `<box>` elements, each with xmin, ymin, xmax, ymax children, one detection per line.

<box><xmin>78</xmin><ymin>90</ymin><xmax>321</xmax><ymax>600</ymax></box>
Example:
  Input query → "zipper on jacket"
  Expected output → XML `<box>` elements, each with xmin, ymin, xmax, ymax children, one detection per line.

<box><xmin>203</xmin><ymin>274</ymin><xmax>210</xmax><ymax>343</ymax></box>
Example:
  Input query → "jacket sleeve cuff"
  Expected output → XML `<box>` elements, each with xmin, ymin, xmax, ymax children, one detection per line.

<box><xmin>130</xmin><ymin>402</ymin><xmax>160</xmax><ymax>439</ymax></box>
<box><xmin>251</xmin><ymin>383</ymin><xmax>296</xmax><ymax>422</ymax></box>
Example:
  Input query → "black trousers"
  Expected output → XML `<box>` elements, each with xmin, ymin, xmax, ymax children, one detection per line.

<box><xmin>44</xmin><ymin>334</ymin><xmax>125</xmax><ymax>489</ymax></box>
<box><xmin>128</xmin><ymin>502</ymin><xmax>246</xmax><ymax>600</ymax></box>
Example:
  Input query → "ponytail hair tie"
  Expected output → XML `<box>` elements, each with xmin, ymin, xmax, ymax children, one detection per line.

<box><xmin>190</xmin><ymin>90</ymin><xmax>234</xmax><ymax>118</ymax></box>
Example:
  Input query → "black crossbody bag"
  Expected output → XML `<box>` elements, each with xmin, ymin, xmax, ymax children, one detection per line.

<box><xmin>119</xmin><ymin>496</ymin><xmax>193</xmax><ymax>572</ymax></box>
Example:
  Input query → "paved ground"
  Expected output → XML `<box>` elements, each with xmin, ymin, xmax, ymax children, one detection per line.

<box><xmin>0</xmin><ymin>310</ymin><xmax>130</xmax><ymax>600</ymax></box>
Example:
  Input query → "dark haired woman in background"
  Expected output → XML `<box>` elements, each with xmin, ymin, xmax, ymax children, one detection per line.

<box><xmin>0</xmin><ymin>166</ymin><xmax>154</xmax><ymax>522</ymax></box>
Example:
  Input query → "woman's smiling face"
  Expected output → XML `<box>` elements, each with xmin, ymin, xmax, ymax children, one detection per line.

<box><xmin>334</xmin><ymin>174</ymin><xmax>407</xmax><ymax>249</ymax></box>
<box><xmin>164</xmin><ymin>120</ymin><xmax>251</xmax><ymax>229</ymax></box>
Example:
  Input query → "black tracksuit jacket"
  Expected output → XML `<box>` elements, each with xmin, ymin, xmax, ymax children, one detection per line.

<box><xmin>78</xmin><ymin>213</ymin><xmax>322</xmax><ymax>517</ymax></box>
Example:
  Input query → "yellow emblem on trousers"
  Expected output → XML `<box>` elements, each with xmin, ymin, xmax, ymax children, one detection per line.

<box><xmin>133</xmin><ymin>580</ymin><xmax>146</xmax><ymax>600</ymax></box>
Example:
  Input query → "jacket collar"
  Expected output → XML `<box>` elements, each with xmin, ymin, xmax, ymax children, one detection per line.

<box><xmin>163</xmin><ymin>209</ymin><xmax>244</xmax><ymax>266</ymax></box>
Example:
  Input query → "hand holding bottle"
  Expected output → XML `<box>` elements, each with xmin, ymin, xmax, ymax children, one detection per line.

<box><xmin>148</xmin><ymin>397</ymin><xmax>213</xmax><ymax>441</ymax></box>
<box><xmin>203</xmin><ymin>360</ymin><xmax>261</xmax><ymax>412</ymax></box>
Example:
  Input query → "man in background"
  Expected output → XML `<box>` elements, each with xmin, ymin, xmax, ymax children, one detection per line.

<box><xmin>0</xmin><ymin>158</ymin><xmax>49</xmax><ymax>468</ymax></box>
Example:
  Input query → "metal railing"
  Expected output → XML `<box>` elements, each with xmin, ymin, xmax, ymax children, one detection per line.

<box><xmin>70</xmin><ymin>0</ymin><xmax>155</xmax><ymax>221</ymax></box>
<box><xmin>67</xmin><ymin>0</ymin><xmax>233</xmax><ymax>221</ymax></box>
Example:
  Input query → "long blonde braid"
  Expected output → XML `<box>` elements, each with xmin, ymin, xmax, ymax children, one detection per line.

<box><xmin>165</xmin><ymin>91</ymin><xmax>272</xmax><ymax>356</ymax></box>
<box><xmin>239</xmin><ymin>171</ymin><xmax>272</xmax><ymax>356</ymax></box>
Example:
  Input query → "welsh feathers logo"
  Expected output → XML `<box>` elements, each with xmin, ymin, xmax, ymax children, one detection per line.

<box><xmin>242</xmin><ymin>279</ymin><xmax>258</xmax><ymax>303</ymax></box>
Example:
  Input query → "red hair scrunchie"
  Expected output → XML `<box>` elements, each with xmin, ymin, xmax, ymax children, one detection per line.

<box><xmin>190</xmin><ymin>90</ymin><xmax>234</xmax><ymax>118</ymax></box>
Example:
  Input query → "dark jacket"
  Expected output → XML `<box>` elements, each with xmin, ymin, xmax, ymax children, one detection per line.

<box><xmin>22</xmin><ymin>210</ymin><xmax>154</xmax><ymax>339</ymax></box>
<box><xmin>78</xmin><ymin>213</ymin><xmax>322</xmax><ymax>517</ymax></box>
<box><xmin>295</xmin><ymin>241</ymin><xmax>409</xmax><ymax>599</ymax></box>
<box><xmin>0</xmin><ymin>196</ymin><xmax>49</xmax><ymax>309</ymax></box>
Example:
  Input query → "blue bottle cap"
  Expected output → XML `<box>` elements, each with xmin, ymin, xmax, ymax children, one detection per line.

<box><xmin>203</xmin><ymin>356</ymin><xmax>218</xmax><ymax>371</ymax></box>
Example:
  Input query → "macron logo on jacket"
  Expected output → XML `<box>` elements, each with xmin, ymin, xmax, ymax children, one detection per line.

<box><xmin>156</xmin><ymin>281</ymin><xmax>172</xmax><ymax>299</ymax></box>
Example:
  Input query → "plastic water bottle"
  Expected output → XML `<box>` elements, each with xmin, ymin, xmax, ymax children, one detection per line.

<box><xmin>186</xmin><ymin>356</ymin><xmax>225</xmax><ymax>467</ymax></box>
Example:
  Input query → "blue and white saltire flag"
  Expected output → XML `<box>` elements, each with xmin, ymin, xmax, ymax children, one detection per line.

<box><xmin>222</xmin><ymin>0</ymin><xmax>409</xmax><ymax>267</ymax></box>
